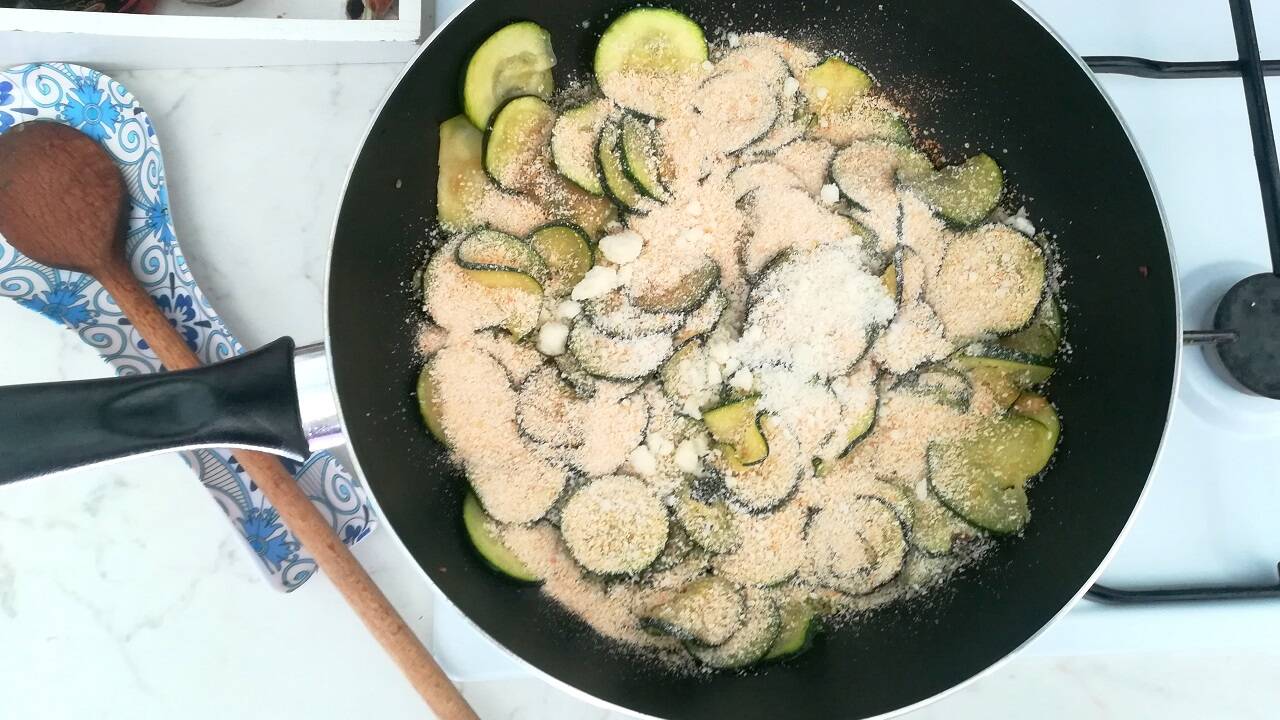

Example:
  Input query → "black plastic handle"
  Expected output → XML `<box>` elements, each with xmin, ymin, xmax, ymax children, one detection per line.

<box><xmin>0</xmin><ymin>337</ymin><xmax>309</xmax><ymax>484</ymax></box>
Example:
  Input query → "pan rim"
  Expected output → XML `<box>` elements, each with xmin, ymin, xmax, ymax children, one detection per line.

<box><xmin>321</xmin><ymin>1</ymin><xmax>1183</xmax><ymax>717</ymax></box>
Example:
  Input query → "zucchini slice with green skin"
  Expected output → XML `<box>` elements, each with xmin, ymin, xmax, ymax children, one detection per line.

<box><xmin>801</xmin><ymin>57</ymin><xmax>873</xmax><ymax>114</ymax></box>
<box><xmin>926</xmin><ymin>412</ymin><xmax>1057</xmax><ymax>534</ymax></box>
<box><xmin>694</xmin><ymin>69</ymin><xmax>782</xmax><ymax>155</ymax></box>
<box><xmin>514</xmin><ymin>366</ymin><xmax>584</xmax><ymax>449</ymax></box>
<box><xmin>415</xmin><ymin>359</ymin><xmax>448</xmax><ymax>445</ymax></box>
<box><xmin>462</xmin><ymin>21</ymin><xmax>556</xmax><ymax>130</ymax></box>
<box><xmin>660</xmin><ymin>339</ymin><xmax>717</xmax><ymax>412</ymax></box>
<box><xmin>910</xmin><ymin>489</ymin><xmax>971</xmax><ymax>557</ymax></box>
<box><xmin>594</xmin><ymin>8</ymin><xmax>708</xmax><ymax>118</ymax></box>
<box><xmin>672</xmin><ymin>488</ymin><xmax>740</xmax><ymax>554</ymax></box>
<box><xmin>584</xmin><ymin>290</ymin><xmax>684</xmax><ymax>337</ymax></box>
<box><xmin>456</xmin><ymin>228</ymin><xmax>548</xmax><ymax>283</ymax></box>
<box><xmin>631</xmin><ymin>260</ymin><xmax>720</xmax><ymax>314</ymax></box>
<box><xmin>560</xmin><ymin>475</ymin><xmax>669</xmax><ymax>575</ymax></box>
<box><xmin>954</xmin><ymin>343</ymin><xmax>1054</xmax><ymax>386</ymax></box>
<box><xmin>902</xmin><ymin>153</ymin><xmax>1004</xmax><ymax>227</ymax></box>
<box><xmin>703</xmin><ymin>397</ymin><xmax>770</xmax><ymax>466</ymax></box>
<box><xmin>423</xmin><ymin>238</ymin><xmax>542</xmax><ymax>338</ymax></box>
<box><xmin>713</xmin><ymin>501</ymin><xmax>807</xmax><ymax>586</ymax></box>
<box><xmin>762</xmin><ymin>600</ymin><xmax>820</xmax><ymax>662</ymax></box>
<box><xmin>650</xmin><ymin>523</ymin><xmax>695</xmax><ymax>572</ymax></box>
<box><xmin>567</xmin><ymin>319</ymin><xmax>673</xmax><ymax>381</ymax></box>
<box><xmin>596</xmin><ymin>119</ymin><xmax>648</xmax><ymax>211</ymax></box>
<box><xmin>999</xmin><ymin>294</ymin><xmax>1062</xmax><ymax>357</ymax></box>
<box><xmin>895</xmin><ymin>367</ymin><xmax>974</xmax><ymax>412</ymax></box>
<box><xmin>620</xmin><ymin>113</ymin><xmax>672</xmax><ymax>201</ymax></box>
<box><xmin>811</xmin><ymin>105</ymin><xmax>911</xmax><ymax>146</ymax></box>
<box><xmin>483</xmin><ymin>95</ymin><xmax>557</xmax><ymax>191</ymax></box>
<box><xmin>686</xmin><ymin>588</ymin><xmax>781</xmax><ymax>669</ymax></box>
<box><xmin>674</xmin><ymin>288</ymin><xmax>727</xmax><ymax>345</ymax></box>
<box><xmin>806</xmin><ymin>496</ymin><xmax>907</xmax><ymax>595</ymax></box>
<box><xmin>640</xmin><ymin>575</ymin><xmax>745</xmax><ymax>645</ymax></box>
<box><xmin>930</xmin><ymin>224</ymin><xmax>1046</xmax><ymax>337</ymax></box>
<box><xmin>528</xmin><ymin>223</ymin><xmax>593</xmax><ymax>296</ymax></box>
<box><xmin>720</xmin><ymin>416</ymin><xmax>803</xmax><ymax>512</ymax></box>
<box><xmin>1012</xmin><ymin>392</ymin><xmax>1061</xmax><ymax>472</ymax></box>
<box><xmin>436</xmin><ymin>115</ymin><xmax>488</xmax><ymax>231</ymax></box>
<box><xmin>551</xmin><ymin>99</ymin><xmax>611</xmax><ymax>196</ymax></box>
<box><xmin>462</xmin><ymin>492</ymin><xmax>541</xmax><ymax>583</ymax></box>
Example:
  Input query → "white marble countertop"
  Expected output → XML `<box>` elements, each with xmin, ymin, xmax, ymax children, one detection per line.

<box><xmin>2</xmin><ymin>5</ymin><xmax>1279</xmax><ymax>717</ymax></box>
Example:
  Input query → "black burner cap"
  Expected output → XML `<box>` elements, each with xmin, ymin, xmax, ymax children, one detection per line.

<box><xmin>1214</xmin><ymin>272</ymin><xmax>1280</xmax><ymax>399</ymax></box>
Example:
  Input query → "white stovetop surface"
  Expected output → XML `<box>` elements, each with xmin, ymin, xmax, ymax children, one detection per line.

<box><xmin>2</xmin><ymin>1</ymin><xmax>1279</xmax><ymax>718</ymax></box>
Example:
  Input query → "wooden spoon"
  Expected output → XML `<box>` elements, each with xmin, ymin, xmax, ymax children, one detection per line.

<box><xmin>0</xmin><ymin>121</ymin><xmax>478</xmax><ymax>720</ymax></box>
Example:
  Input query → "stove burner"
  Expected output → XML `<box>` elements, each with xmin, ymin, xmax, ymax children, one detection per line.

<box><xmin>1215</xmin><ymin>273</ymin><xmax>1280</xmax><ymax>399</ymax></box>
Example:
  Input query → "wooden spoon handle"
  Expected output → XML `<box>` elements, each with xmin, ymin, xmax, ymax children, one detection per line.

<box><xmin>96</xmin><ymin>259</ymin><xmax>478</xmax><ymax>720</ymax></box>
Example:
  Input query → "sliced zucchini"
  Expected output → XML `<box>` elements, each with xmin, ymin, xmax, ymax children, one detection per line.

<box><xmin>830</xmin><ymin>141</ymin><xmax>932</xmax><ymax>210</ymax></box>
<box><xmin>531</xmin><ymin>168</ymin><xmax>619</xmax><ymax>240</ymax></box>
<box><xmin>660</xmin><ymin>339</ymin><xmax>717</xmax><ymax>411</ymax></box>
<box><xmin>594</xmin><ymin>8</ymin><xmax>708</xmax><ymax>118</ymax></box>
<box><xmin>801</xmin><ymin>57</ymin><xmax>872</xmax><ymax>115</ymax></box>
<box><xmin>926</xmin><ymin>413</ymin><xmax>1057</xmax><ymax>534</ymax></box>
<box><xmin>570</xmin><ymin>383</ymin><xmax>650</xmax><ymax>476</ymax></box>
<box><xmin>811</xmin><ymin>105</ymin><xmax>911</xmax><ymax>146</ymax></box>
<box><xmin>596</xmin><ymin>119</ymin><xmax>648</xmax><ymax>211</ymax></box>
<box><xmin>694</xmin><ymin>69</ymin><xmax>781</xmax><ymax>155</ymax></box>
<box><xmin>743</xmin><ymin>244</ymin><xmax>893</xmax><ymax>377</ymax></box>
<box><xmin>436</xmin><ymin>115</ymin><xmax>488</xmax><ymax>231</ymax></box>
<box><xmin>879</xmin><ymin>260</ymin><xmax>899</xmax><ymax>302</ymax></box>
<box><xmin>686</xmin><ymin>588</ymin><xmax>780</xmax><ymax>669</ymax></box>
<box><xmin>640</xmin><ymin>575</ymin><xmax>745</xmax><ymax>645</ymax></box>
<box><xmin>720</xmin><ymin>416</ymin><xmax>803</xmax><ymax>512</ymax></box>
<box><xmin>773</xmin><ymin>138</ymin><xmax>837</xmax><ymax>196</ymax></box>
<box><xmin>423</xmin><ymin>238</ymin><xmax>541</xmax><ymax>338</ymax></box>
<box><xmin>429</xmin><ymin>344</ymin><xmax>566</xmax><ymax>524</ymax></box>
<box><xmin>620</xmin><ymin>113</ymin><xmax>672</xmax><ymax>201</ymax></box>
<box><xmin>729</xmin><ymin>161</ymin><xmax>804</xmax><ymax>201</ymax></box>
<box><xmin>673</xmin><ymin>487</ymin><xmax>740</xmax><ymax>554</ymax></box>
<box><xmin>713</xmin><ymin>501</ymin><xmax>807</xmax><ymax>586</ymax></box>
<box><xmin>816</xmin><ymin>372</ymin><xmax>879</xmax><ymax>466</ymax></box>
<box><xmin>650</xmin><ymin>523</ymin><xmax>695</xmax><ymax>572</ymax></box>
<box><xmin>929</xmin><ymin>224</ymin><xmax>1046</xmax><ymax>337</ymax></box>
<box><xmin>551</xmin><ymin>99</ymin><xmax>611</xmax><ymax>195</ymax></box>
<box><xmin>999</xmin><ymin>294</ymin><xmax>1061</xmax><ymax>357</ymax></box>
<box><xmin>456</xmin><ymin>228</ymin><xmax>548</xmax><ymax>284</ymax></box>
<box><xmin>462</xmin><ymin>492</ymin><xmax>540</xmax><ymax>583</ymax></box>
<box><xmin>953</xmin><ymin>343</ymin><xmax>1054</xmax><ymax>387</ymax></box>
<box><xmin>675</xmin><ymin>289</ymin><xmax>727</xmax><ymax>345</ymax></box>
<box><xmin>560</xmin><ymin>475</ymin><xmax>669</xmax><ymax>575</ymax></box>
<box><xmin>567</xmin><ymin>320</ymin><xmax>673</xmax><ymax>380</ymax></box>
<box><xmin>703</xmin><ymin>397</ymin><xmax>769</xmax><ymax>466</ymax></box>
<box><xmin>416</xmin><ymin>358</ymin><xmax>448</xmax><ymax>444</ymax></box>
<box><xmin>740</xmin><ymin>185</ymin><xmax>870</xmax><ymax>276</ymax></box>
<box><xmin>1011</xmin><ymin>392</ymin><xmax>1061</xmax><ymax>472</ymax></box>
<box><xmin>895</xmin><ymin>368</ymin><xmax>973</xmax><ymax>412</ymax></box>
<box><xmin>762</xmin><ymin>599</ymin><xmax>819</xmax><ymax>662</ymax></box>
<box><xmin>554</xmin><ymin>351</ymin><xmax>599</xmax><ymax>399</ymax></box>
<box><xmin>463</xmin><ymin>21</ymin><xmax>556</xmax><ymax>130</ymax></box>
<box><xmin>483</xmin><ymin>95</ymin><xmax>557</xmax><ymax>191</ymax></box>
<box><xmin>806</xmin><ymin>496</ymin><xmax>907</xmax><ymax>595</ymax></box>
<box><xmin>528</xmin><ymin>223</ymin><xmax>593</xmax><ymax>296</ymax></box>
<box><xmin>515</xmin><ymin>366</ymin><xmax>584</xmax><ymax>448</ymax></box>
<box><xmin>584</xmin><ymin>290</ymin><xmax>684</xmax><ymax>337</ymax></box>
<box><xmin>631</xmin><ymin>259</ymin><xmax>719</xmax><ymax>314</ymax></box>
<box><xmin>910</xmin><ymin>489</ymin><xmax>971</xmax><ymax>556</ymax></box>
<box><xmin>902</xmin><ymin>153</ymin><xmax>1003</xmax><ymax>227</ymax></box>
<box><xmin>469</xmin><ymin>328</ymin><xmax>545</xmax><ymax>385</ymax></box>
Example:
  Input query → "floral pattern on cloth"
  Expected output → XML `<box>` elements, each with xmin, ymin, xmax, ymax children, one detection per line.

<box><xmin>0</xmin><ymin>63</ymin><xmax>378</xmax><ymax>592</ymax></box>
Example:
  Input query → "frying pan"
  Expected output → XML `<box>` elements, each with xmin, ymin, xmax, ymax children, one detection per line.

<box><xmin>0</xmin><ymin>0</ymin><xmax>1178</xmax><ymax>717</ymax></box>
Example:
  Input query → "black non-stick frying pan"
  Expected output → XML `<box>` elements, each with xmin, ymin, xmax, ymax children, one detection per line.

<box><xmin>1</xmin><ymin>0</ymin><xmax>1178</xmax><ymax>717</ymax></box>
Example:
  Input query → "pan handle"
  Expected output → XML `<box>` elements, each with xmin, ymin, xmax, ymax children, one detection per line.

<box><xmin>0</xmin><ymin>337</ymin><xmax>311</xmax><ymax>485</ymax></box>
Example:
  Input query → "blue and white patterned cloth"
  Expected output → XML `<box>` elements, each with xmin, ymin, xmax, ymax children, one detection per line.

<box><xmin>0</xmin><ymin>63</ymin><xmax>378</xmax><ymax>592</ymax></box>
